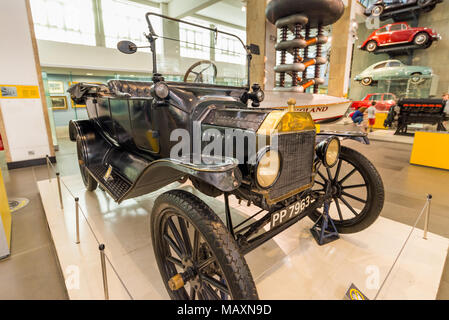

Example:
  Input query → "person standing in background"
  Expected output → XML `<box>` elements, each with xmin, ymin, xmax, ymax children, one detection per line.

<box><xmin>367</xmin><ymin>101</ymin><xmax>377</xmax><ymax>133</ymax></box>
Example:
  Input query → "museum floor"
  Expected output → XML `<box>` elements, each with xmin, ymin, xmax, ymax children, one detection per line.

<box><xmin>0</xmin><ymin>136</ymin><xmax>448</xmax><ymax>300</ymax></box>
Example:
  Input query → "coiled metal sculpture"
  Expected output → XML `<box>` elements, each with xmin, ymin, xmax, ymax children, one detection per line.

<box><xmin>266</xmin><ymin>0</ymin><xmax>345</xmax><ymax>93</ymax></box>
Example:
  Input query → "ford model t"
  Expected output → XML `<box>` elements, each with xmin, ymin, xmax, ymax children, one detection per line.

<box><xmin>68</xmin><ymin>12</ymin><xmax>384</xmax><ymax>300</ymax></box>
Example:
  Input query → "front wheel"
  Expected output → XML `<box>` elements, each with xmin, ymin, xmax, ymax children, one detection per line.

<box><xmin>413</xmin><ymin>32</ymin><xmax>429</xmax><ymax>46</ymax></box>
<box><xmin>371</xmin><ymin>5</ymin><xmax>384</xmax><ymax>16</ymax></box>
<box><xmin>361</xmin><ymin>77</ymin><xmax>373</xmax><ymax>86</ymax></box>
<box><xmin>151</xmin><ymin>190</ymin><xmax>258</xmax><ymax>300</ymax></box>
<box><xmin>309</xmin><ymin>146</ymin><xmax>384</xmax><ymax>234</ymax></box>
<box><xmin>418</xmin><ymin>0</ymin><xmax>432</xmax><ymax>7</ymax></box>
<box><xmin>410</xmin><ymin>73</ymin><xmax>423</xmax><ymax>84</ymax></box>
<box><xmin>366</xmin><ymin>40</ymin><xmax>378</xmax><ymax>52</ymax></box>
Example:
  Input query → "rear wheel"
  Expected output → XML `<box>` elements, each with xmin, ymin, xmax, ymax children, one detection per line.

<box><xmin>76</xmin><ymin>136</ymin><xmax>97</xmax><ymax>191</ymax></box>
<box><xmin>151</xmin><ymin>190</ymin><xmax>258</xmax><ymax>300</ymax></box>
<box><xmin>309</xmin><ymin>146</ymin><xmax>384</xmax><ymax>234</ymax></box>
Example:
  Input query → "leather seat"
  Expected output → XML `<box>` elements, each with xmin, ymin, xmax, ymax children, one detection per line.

<box><xmin>108</xmin><ymin>80</ymin><xmax>153</xmax><ymax>98</ymax></box>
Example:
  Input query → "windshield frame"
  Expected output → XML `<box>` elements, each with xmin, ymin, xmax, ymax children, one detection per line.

<box><xmin>144</xmin><ymin>12</ymin><xmax>252</xmax><ymax>88</ymax></box>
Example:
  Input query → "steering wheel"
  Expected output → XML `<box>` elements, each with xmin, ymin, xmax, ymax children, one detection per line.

<box><xmin>184</xmin><ymin>60</ymin><xmax>218</xmax><ymax>84</ymax></box>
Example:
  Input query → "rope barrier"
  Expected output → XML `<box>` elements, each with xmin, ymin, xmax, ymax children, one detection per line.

<box><xmin>374</xmin><ymin>196</ymin><xmax>431</xmax><ymax>300</ymax></box>
<box><xmin>45</xmin><ymin>156</ymin><xmax>134</xmax><ymax>300</ymax></box>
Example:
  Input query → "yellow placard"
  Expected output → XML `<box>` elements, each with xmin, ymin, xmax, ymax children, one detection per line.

<box><xmin>0</xmin><ymin>169</ymin><xmax>11</xmax><ymax>250</ymax></box>
<box><xmin>0</xmin><ymin>85</ymin><xmax>40</xmax><ymax>99</ymax></box>
<box><xmin>372</xmin><ymin>112</ymin><xmax>388</xmax><ymax>130</ymax></box>
<box><xmin>410</xmin><ymin>131</ymin><xmax>449</xmax><ymax>170</ymax></box>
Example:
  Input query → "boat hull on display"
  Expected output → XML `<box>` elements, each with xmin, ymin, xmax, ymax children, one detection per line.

<box><xmin>261</xmin><ymin>91</ymin><xmax>351</xmax><ymax>123</ymax></box>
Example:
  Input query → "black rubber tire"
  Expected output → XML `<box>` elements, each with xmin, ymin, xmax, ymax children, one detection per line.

<box><xmin>410</xmin><ymin>72</ymin><xmax>422</xmax><ymax>84</ymax></box>
<box><xmin>76</xmin><ymin>136</ymin><xmax>97</xmax><ymax>192</ymax></box>
<box><xmin>413</xmin><ymin>32</ymin><xmax>429</xmax><ymax>46</ymax></box>
<box><xmin>308</xmin><ymin>146</ymin><xmax>384</xmax><ymax>234</ymax></box>
<box><xmin>371</xmin><ymin>5</ymin><xmax>384</xmax><ymax>17</ymax></box>
<box><xmin>151</xmin><ymin>189</ymin><xmax>258</xmax><ymax>300</ymax></box>
<box><xmin>361</xmin><ymin>77</ymin><xmax>373</xmax><ymax>86</ymax></box>
<box><xmin>365</xmin><ymin>40</ymin><xmax>378</xmax><ymax>52</ymax></box>
<box><xmin>418</xmin><ymin>0</ymin><xmax>432</xmax><ymax>7</ymax></box>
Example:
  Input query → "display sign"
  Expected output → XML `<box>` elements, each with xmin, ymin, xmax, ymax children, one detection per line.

<box><xmin>0</xmin><ymin>169</ymin><xmax>11</xmax><ymax>259</ymax></box>
<box><xmin>344</xmin><ymin>284</ymin><xmax>369</xmax><ymax>300</ymax></box>
<box><xmin>0</xmin><ymin>85</ymin><xmax>40</xmax><ymax>99</ymax></box>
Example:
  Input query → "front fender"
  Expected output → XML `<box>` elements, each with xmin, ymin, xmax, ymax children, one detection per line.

<box><xmin>316</xmin><ymin>132</ymin><xmax>370</xmax><ymax>145</ymax></box>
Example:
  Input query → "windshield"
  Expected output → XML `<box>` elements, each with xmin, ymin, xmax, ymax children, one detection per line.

<box><xmin>146</xmin><ymin>13</ymin><xmax>248</xmax><ymax>87</ymax></box>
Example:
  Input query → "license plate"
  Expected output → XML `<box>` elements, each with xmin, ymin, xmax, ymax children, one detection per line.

<box><xmin>270</xmin><ymin>195</ymin><xmax>312</xmax><ymax>229</ymax></box>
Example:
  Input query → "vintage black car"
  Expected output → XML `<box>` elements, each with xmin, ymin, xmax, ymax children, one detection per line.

<box><xmin>364</xmin><ymin>0</ymin><xmax>443</xmax><ymax>18</ymax></box>
<box><xmin>68</xmin><ymin>13</ymin><xmax>385</xmax><ymax>300</ymax></box>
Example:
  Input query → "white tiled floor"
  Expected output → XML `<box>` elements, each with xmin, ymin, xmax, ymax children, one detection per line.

<box><xmin>38</xmin><ymin>175</ymin><xmax>449</xmax><ymax>300</ymax></box>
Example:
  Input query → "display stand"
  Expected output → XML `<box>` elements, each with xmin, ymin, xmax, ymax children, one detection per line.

<box><xmin>310</xmin><ymin>201</ymin><xmax>339</xmax><ymax>245</ymax></box>
<box><xmin>380</xmin><ymin>6</ymin><xmax>422</xmax><ymax>23</ymax></box>
<box><xmin>37</xmin><ymin>173</ymin><xmax>449</xmax><ymax>300</ymax></box>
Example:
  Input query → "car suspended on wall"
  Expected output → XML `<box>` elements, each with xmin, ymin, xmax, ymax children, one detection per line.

<box><xmin>364</xmin><ymin>0</ymin><xmax>443</xmax><ymax>19</ymax></box>
<box><xmin>351</xmin><ymin>93</ymin><xmax>397</xmax><ymax>111</ymax></box>
<box><xmin>354</xmin><ymin>59</ymin><xmax>432</xmax><ymax>86</ymax></box>
<box><xmin>68</xmin><ymin>8</ymin><xmax>385</xmax><ymax>301</ymax></box>
<box><xmin>359</xmin><ymin>22</ymin><xmax>440</xmax><ymax>53</ymax></box>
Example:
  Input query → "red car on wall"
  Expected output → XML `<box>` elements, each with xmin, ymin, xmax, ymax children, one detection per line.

<box><xmin>360</xmin><ymin>22</ymin><xmax>440</xmax><ymax>52</ymax></box>
<box><xmin>351</xmin><ymin>93</ymin><xmax>397</xmax><ymax>111</ymax></box>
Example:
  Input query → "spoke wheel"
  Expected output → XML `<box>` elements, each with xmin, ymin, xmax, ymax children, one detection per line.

<box><xmin>76</xmin><ymin>136</ymin><xmax>97</xmax><ymax>191</ymax></box>
<box><xmin>309</xmin><ymin>146</ymin><xmax>384</xmax><ymax>234</ymax></box>
<box><xmin>151</xmin><ymin>190</ymin><xmax>258</xmax><ymax>300</ymax></box>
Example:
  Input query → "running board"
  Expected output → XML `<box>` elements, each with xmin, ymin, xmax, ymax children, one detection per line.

<box><xmin>88</xmin><ymin>164</ymin><xmax>132</xmax><ymax>202</ymax></box>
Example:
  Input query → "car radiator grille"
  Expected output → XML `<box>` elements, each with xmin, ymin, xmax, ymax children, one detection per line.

<box><xmin>268</xmin><ymin>130</ymin><xmax>315</xmax><ymax>202</ymax></box>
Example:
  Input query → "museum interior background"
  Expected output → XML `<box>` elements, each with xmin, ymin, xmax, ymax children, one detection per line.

<box><xmin>24</xmin><ymin>0</ymin><xmax>449</xmax><ymax>151</ymax></box>
<box><xmin>0</xmin><ymin>0</ymin><xmax>449</xmax><ymax>300</ymax></box>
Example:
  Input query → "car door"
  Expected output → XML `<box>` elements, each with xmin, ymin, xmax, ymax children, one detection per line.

<box><xmin>375</xmin><ymin>26</ymin><xmax>389</xmax><ymax>45</ymax></box>
<box><xmin>376</xmin><ymin>94</ymin><xmax>387</xmax><ymax>111</ymax></box>
<box><xmin>384</xmin><ymin>61</ymin><xmax>403</xmax><ymax>78</ymax></box>
<box><xmin>372</xmin><ymin>62</ymin><xmax>388</xmax><ymax>79</ymax></box>
<box><xmin>390</xmin><ymin>23</ymin><xmax>410</xmax><ymax>43</ymax></box>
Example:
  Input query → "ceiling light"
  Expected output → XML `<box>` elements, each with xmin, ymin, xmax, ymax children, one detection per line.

<box><xmin>86</xmin><ymin>73</ymin><xmax>93</xmax><ymax>76</ymax></box>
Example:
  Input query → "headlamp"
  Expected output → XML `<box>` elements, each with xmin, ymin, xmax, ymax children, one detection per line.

<box><xmin>255</xmin><ymin>89</ymin><xmax>265</xmax><ymax>102</ymax></box>
<box><xmin>256</xmin><ymin>149</ymin><xmax>281</xmax><ymax>189</ymax></box>
<box><xmin>153</xmin><ymin>82</ymin><xmax>169</xmax><ymax>99</ymax></box>
<box><xmin>316</xmin><ymin>137</ymin><xmax>340</xmax><ymax>168</ymax></box>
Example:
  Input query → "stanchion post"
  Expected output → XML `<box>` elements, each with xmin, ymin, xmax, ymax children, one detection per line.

<box><xmin>99</xmin><ymin>244</ymin><xmax>109</xmax><ymax>300</ymax></box>
<box><xmin>46</xmin><ymin>155</ymin><xmax>51</xmax><ymax>183</ymax></box>
<box><xmin>56</xmin><ymin>172</ymin><xmax>64</xmax><ymax>210</ymax></box>
<box><xmin>75</xmin><ymin>197</ymin><xmax>80</xmax><ymax>244</ymax></box>
<box><xmin>423</xmin><ymin>194</ymin><xmax>432</xmax><ymax>240</ymax></box>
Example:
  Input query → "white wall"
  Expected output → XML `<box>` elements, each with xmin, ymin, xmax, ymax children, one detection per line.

<box><xmin>0</xmin><ymin>0</ymin><xmax>52</xmax><ymax>163</ymax></box>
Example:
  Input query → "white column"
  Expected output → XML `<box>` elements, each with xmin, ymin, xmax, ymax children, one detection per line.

<box><xmin>0</xmin><ymin>0</ymin><xmax>55</xmax><ymax>168</ymax></box>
